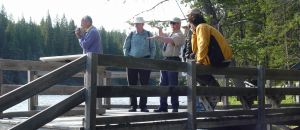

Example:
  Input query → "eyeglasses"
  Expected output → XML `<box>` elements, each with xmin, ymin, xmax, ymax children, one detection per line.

<box><xmin>170</xmin><ymin>22</ymin><xmax>177</xmax><ymax>25</ymax></box>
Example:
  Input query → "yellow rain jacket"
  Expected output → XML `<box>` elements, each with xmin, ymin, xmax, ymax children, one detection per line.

<box><xmin>191</xmin><ymin>23</ymin><xmax>232</xmax><ymax>66</ymax></box>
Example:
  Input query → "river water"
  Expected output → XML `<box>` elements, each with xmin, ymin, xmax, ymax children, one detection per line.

<box><xmin>5</xmin><ymin>96</ymin><xmax>208</xmax><ymax>130</ymax></box>
<box><xmin>5</xmin><ymin>96</ymin><xmax>188</xmax><ymax>112</ymax></box>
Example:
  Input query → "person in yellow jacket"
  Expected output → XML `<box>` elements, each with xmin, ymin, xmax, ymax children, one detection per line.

<box><xmin>187</xmin><ymin>8</ymin><xmax>233</xmax><ymax>111</ymax></box>
<box><xmin>188</xmin><ymin>9</ymin><xmax>232</xmax><ymax>66</ymax></box>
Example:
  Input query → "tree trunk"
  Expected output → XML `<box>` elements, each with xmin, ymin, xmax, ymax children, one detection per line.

<box><xmin>200</xmin><ymin>0</ymin><xmax>219</xmax><ymax>28</ymax></box>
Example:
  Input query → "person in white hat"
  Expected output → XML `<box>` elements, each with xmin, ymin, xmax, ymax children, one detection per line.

<box><xmin>123</xmin><ymin>17</ymin><xmax>156</xmax><ymax>112</ymax></box>
<box><xmin>149</xmin><ymin>17</ymin><xmax>185</xmax><ymax>113</ymax></box>
<box><xmin>133</xmin><ymin>17</ymin><xmax>145</xmax><ymax>24</ymax></box>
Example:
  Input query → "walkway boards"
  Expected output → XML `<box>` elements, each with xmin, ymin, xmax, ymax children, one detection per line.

<box><xmin>92</xmin><ymin>108</ymin><xmax>300</xmax><ymax>130</ymax></box>
<box><xmin>1</xmin><ymin>108</ymin><xmax>300</xmax><ymax>130</ymax></box>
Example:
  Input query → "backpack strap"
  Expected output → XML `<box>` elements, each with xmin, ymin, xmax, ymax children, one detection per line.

<box><xmin>128</xmin><ymin>31</ymin><xmax>133</xmax><ymax>51</ymax></box>
<box><xmin>147</xmin><ymin>31</ymin><xmax>151</xmax><ymax>50</ymax></box>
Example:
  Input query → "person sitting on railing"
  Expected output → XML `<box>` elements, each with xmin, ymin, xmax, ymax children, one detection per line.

<box><xmin>182</xmin><ymin>24</ymin><xmax>210</xmax><ymax>112</ymax></box>
<box><xmin>148</xmin><ymin>17</ymin><xmax>185</xmax><ymax>113</ymax></box>
<box><xmin>186</xmin><ymin>8</ymin><xmax>233</xmax><ymax>111</ymax></box>
<box><xmin>123</xmin><ymin>17</ymin><xmax>157</xmax><ymax>112</ymax></box>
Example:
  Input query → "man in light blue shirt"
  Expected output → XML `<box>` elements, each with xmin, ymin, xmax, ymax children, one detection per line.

<box><xmin>123</xmin><ymin>19</ymin><xmax>156</xmax><ymax>58</ymax></box>
<box><xmin>123</xmin><ymin>17</ymin><xmax>156</xmax><ymax>112</ymax></box>
<box><xmin>75</xmin><ymin>15</ymin><xmax>103</xmax><ymax>54</ymax></box>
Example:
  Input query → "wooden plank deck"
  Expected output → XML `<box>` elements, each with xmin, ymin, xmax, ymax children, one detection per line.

<box><xmin>1</xmin><ymin>107</ymin><xmax>300</xmax><ymax>130</ymax></box>
<box><xmin>0</xmin><ymin>109</ymin><xmax>219</xmax><ymax>130</ymax></box>
<box><xmin>2</xmin><ymin>55</ymin><xmax>300</xmax><ymax>129</ymax></box>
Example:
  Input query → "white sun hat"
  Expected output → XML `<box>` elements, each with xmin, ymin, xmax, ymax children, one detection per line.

<box><xmin>133</xmin><ymin>17</ymin><xmax>145</xmax><ymax>23</ymax></box>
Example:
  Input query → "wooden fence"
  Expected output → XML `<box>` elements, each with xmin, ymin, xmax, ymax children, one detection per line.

<box><xmin>0</xmin><ymin>53</ymin><xmax>300</xmax><ymax>130</ymax></box>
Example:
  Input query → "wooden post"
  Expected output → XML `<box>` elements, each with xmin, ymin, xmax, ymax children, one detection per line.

<box><xmin>297</xmin><ymin>81</ymin><xmax>300</xmax><ymax>103</ymax></box>
<box><xmin>0</xmin><ymin>69</ymin><xmax>2</xmax><ymax>95</ymax></box>
<box><xmin>265</xmin><ymin>80</ymin><xmax>270</xmax><ymax>105</ymax></box>
<box><xmin>257</xmin><ymin>65</ymin><xmax>266</xmax><ymax>130</ymax></box>
<box><xmin>96</xmin><ymin>66</ymin><xmax>107</xmax><ymax>114</ymax></box>
<box><xmin>187</xmin><ymin>60</ymin><xmax>196</xmax><ymax>130</ymax></box>
<box><xmin>222</xmin><ymin>77</ymin><xmax>229</xmax><ymax>108</ymax></box>
<box><xmin>0</xmin><ymin>69</ymin><xmax>2</xmax><ymax>114</ymax></box>
<box><xmin>96</xmin><ymin>72</ymin><xmax>103</xmax><ymax>110</ymax></box>
<box><xmin>265</xmin><ymin>80</ymin><xmax>274</xmax><ymax>130</ymax></box>
<box><xmin>104</xmin><ymin>71</ymin><xmax>111</xmax><ymax>109</ymax></box>
<box><xmin>28</xmin><ymin>70</ymin><xmax>38</xmax><ymax>111</ymax></box>
<box><xmin>84</xmin><ymin>53</ymin><xmax>98</xmax><ymax>130</ymax></box>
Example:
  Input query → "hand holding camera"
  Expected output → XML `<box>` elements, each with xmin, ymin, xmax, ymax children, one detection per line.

<box><xmin>74</xmin><ymin>27</ymin><xmax>82</xmax><ymax>39</ymax></box>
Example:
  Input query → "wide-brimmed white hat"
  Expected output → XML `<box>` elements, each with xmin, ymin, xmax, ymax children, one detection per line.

<box><xmin>133</xmin><ymin>17</ymin><xmax>145</xmax><ymax>23</ymax></box>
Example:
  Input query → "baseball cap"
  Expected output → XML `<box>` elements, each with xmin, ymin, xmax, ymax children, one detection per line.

<box><xmin>170</xmin><ymin>17</ymin><xmax>181</xmax><ymax>23</ymax></box>
<box><xmin>186</xmin><ymin>8</ymin><xmax>202</xmax><ymax>16</ymax></box>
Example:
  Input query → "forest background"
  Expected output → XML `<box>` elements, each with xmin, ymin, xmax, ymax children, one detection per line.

<box><xmin>0</xmin><ymin>0</ymin><xmax>300</xmax><ymax>84</ymax></box>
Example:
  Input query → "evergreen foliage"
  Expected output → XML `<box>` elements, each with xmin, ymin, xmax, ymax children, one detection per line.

<box><xmin>1</xmin><ymin>1</ymin><xmax>300</xmax><ymax>83</ymax></box>
<box><xmin>0</xmin><ymin>8</ymin><xmax>128</xmax><ymax>60</ymax></box>
<box><xmin>182</xmin><ymin>0</ymin><xmax>300</xmax><ymax>69</ymax></box>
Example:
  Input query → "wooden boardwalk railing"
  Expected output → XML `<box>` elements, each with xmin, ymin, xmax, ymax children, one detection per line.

<box><xmin>0</xmin><ymin>55</ymin><xmax>86</xmax><ymax>112</ymax></box>
<box><xmin>0</xmin><ymin>53</ymin><xmax>300</xmax><ymax>130</ymax></box>
<box><xmin>95</xmin><ymin>54</ymin><xmax>300</xmax><ymax>130</ymax></box>
<box><xmin>0</xmin><ymin>55</ymin><xmax>87</xmax><ymax>130</ymax></box>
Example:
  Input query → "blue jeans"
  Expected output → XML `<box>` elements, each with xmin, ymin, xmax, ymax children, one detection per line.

<box><xmin>158</xmin><ymin>57</ymin><xmax>181</xmax><ymax>110</ymax></box>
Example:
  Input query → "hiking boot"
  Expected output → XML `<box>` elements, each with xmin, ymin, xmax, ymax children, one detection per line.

<box><xmin>153</xmin><ymin>109</ymin><xmax>168</xmax><ymax>112</ymax></box>
<box><xmin>172</xmin><ymin>109</ymin><xmax>178</xmax><ymax>112</ymax></box>
<box><xmin>128</xmin><ymin>108</ymin><xmax>137</xmax><ymax>112</ymax></box>
<box><xmin>140</xmin><ymin>108</ymin><xmax>149</xmax><ymax>112</ymax></box>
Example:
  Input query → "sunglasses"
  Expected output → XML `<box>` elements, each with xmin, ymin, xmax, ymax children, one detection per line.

<box><xmin>170</xmin><ymin>22</ymin><xmax>177</xmax><ymax>25</ymax></box>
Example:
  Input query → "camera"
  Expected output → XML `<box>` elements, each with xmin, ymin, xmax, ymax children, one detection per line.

<box><xmin>73</xmin><ymin>28</ymin><xmax>81</xmax><ymax>34</ymax></box>
<box><xmin>75</xmin><ymin>28</ymin><xmax>81</xmax><ymax>32</ymax></box>
<box><xmin>74</xmin><ymin>28</ymin><xmax>81</xmax><ymax>33</ymax></box>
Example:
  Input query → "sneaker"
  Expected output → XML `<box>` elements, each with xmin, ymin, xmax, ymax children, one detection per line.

<box><xmin>128</xmin><ymin>108</ymin><xmax>137</xmax><ymax>112</ymax></box>
<box><xmin>196</xmin><ymin>102</ymin><xmax>206</xmax><ymax>112</ymax></box>
<box><xmin>153</xmin><ymin>109</ymin><xmax>168</xmax><ymax>112</ymax></box>
<box><xmin>209</xmin><ymin>101</ymin><xmax>217</xmax><ymax>110</ymax></box>
<box><xmin>140</xmin><ymin>108</ymin><xmax>149</xmax><ymax>112</ymax></box>
<box><xmin>207</xmin><ymin>96</ymin><xmax>218</xmax><ymax>111</ymax></box>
